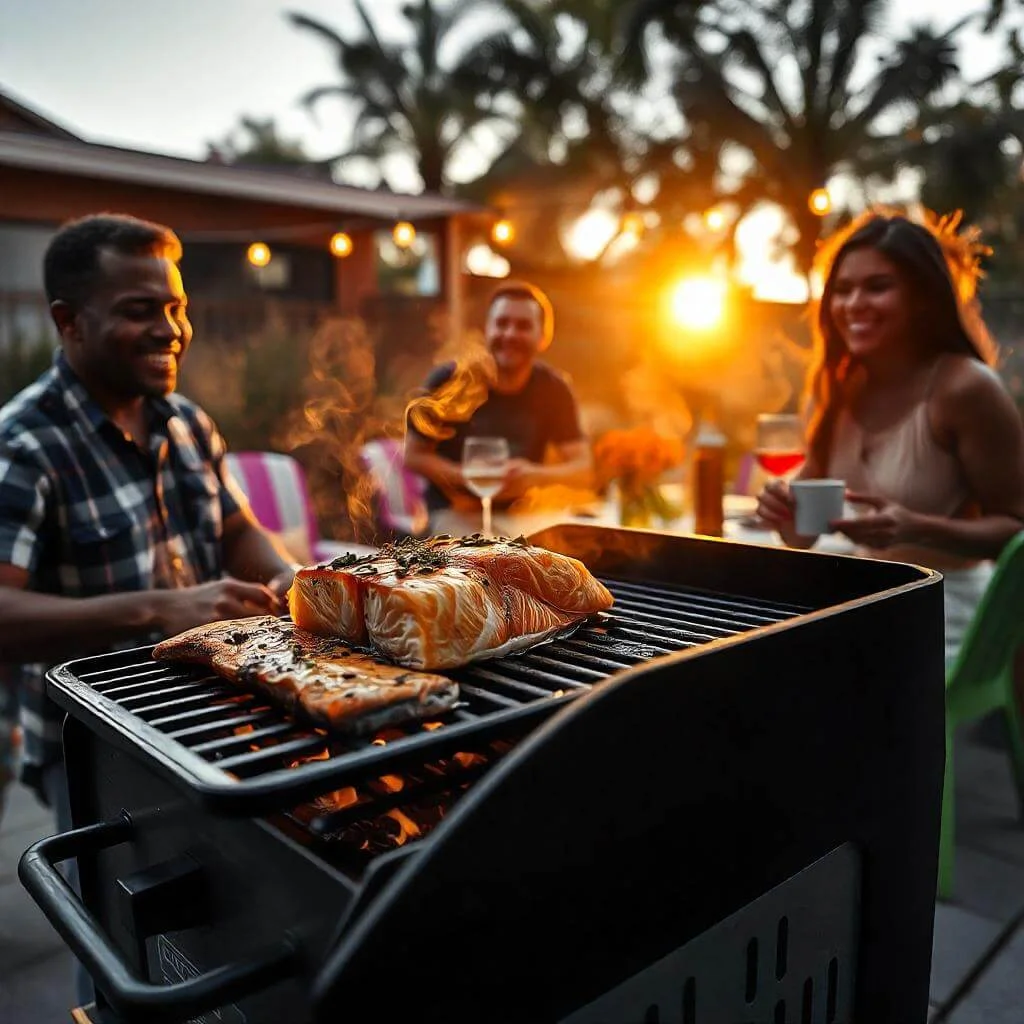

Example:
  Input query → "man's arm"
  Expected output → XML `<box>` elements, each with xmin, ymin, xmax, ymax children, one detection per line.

<box><xmin>499</xmin><ymin>374</ymin><xmax>593</xmax><ymax>497</ymax></box>
<box><xmin>403</xmin><ymin>431</ymin><xmax>468</xmax><ymax>501</ymax></box>
<box><xmin>0</xmin><ymin>564</ymin><xmax>279</xmax><ymax>663</ymax></box>
<box><xmin>220</xmin><ymin>507</ymin><xmax>298</xmax><ymax>594</ymax></box>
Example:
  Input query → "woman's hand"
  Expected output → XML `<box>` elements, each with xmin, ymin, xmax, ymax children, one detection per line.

<box><xmin>756</xmin><ymin>479</ymin><xmax>795</xmax><ymax>528</ymax></box>
<box><xmin>829</xmin><ymin>492</ymin><xmax>921</xmax><ymax>549</ymax></box>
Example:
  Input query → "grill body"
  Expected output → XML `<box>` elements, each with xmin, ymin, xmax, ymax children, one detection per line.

<box><xmin>21</xmin><ymin>527</ymin><xmax>946</xmax><ymax>1024</ymax></box>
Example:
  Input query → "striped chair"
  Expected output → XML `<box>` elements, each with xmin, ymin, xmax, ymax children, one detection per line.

<box><xmin>224</xmin><ymin>450</ymin><xmax>372</xmax><ymax>563</ymax></box>
<box><xmin>359</xmin><ymin>437</ymin><xmax>429</xmax><ymax>538</ymax></box>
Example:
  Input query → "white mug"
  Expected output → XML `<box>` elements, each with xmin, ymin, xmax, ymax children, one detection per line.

<box><xmin>791</xmin><ymin>479</ymin><xmax>846</xmax><ymax>536</ymax></box>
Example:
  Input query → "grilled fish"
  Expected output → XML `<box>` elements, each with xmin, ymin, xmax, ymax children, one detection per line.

<box><xmin>289</xmin><ymin>535</ymin><xmax>614</xmax><ymax>670</ymax></box>
<box><xmin>152</xmin><ymin>616</ymin><xmax>459</xmax><ymax>734</ymax></box>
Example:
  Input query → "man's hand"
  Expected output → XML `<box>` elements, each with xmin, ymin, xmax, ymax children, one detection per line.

<box><xmin>496</xmin><ymin>458</ymin><xmax>537</xmax><ymax>501</ymax></box>
<box><xmin>829</xmin><ymin>492</ymin><xmax>921</xmax><ymax>549</ymax></box>
<box><xmin>156</xmin><ymin>577</ymin><xmax>281</xmax><ymax>637</ymax></box>
<box><xmin>267</xmin><ymin>566</ymin><xmax>298</xmax><ymax>602</ymax></box>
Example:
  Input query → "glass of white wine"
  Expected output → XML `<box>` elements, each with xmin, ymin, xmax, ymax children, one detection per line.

<box><xmin>462</xmin><ymin>436</ymin><xmax>510</xmax><ymax>537</ymax></box>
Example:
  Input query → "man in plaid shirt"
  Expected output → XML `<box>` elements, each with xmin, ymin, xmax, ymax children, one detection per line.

<box><xmin>0</xmin><ymin>215</ymin><xmax>299</xmax><ymax>981</ymax></box>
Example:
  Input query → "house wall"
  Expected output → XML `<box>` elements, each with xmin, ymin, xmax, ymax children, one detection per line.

<box><xmin>0</xmin><ymin>165</ymin><xmax>379</xmax><ymax>308</ymax></box>
<box><xmin>0</xmin><ymin>168</ymin><xmax>461</xmax><ymax>316</ymax></box>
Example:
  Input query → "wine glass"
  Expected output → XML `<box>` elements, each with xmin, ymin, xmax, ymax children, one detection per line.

<box><xmin>755</xmin><ymin>413</ymin><xmax>806</xmax><ymax>481</ymax></box>
<box><xmin>462</xmin><ymin>436</ymin><xmax>510</xmax><ymax>537</ymax></box>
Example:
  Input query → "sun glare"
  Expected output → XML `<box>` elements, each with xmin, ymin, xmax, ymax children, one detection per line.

<box><xmin>669</xmin><ymin>276</ymin><xmax>728</xmax><ymax>331</ymax></box>
<box><xmin>465</xmin><ymin>243</ymin><xmax>510</xmax><ymax>278</ymax></box>
<box><xmin>563</xmin><ymin>209</ymin><xmax>620</xmax><ymax>261</ymax></box>
<box><xmin>734</xmin><ymin>206</ymin><xmax>810</xmax><ymax>303</ymax></box>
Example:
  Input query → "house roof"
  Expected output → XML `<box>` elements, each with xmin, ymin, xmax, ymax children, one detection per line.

<box><xmin>0</xmin><ymin>129</ymin><xmax>485</xmax><ymax>220</ymax></box>
<box><xmin>0</xmin><ymin>86</ymin><xmax>81</xmax><ymax>140</ymax></box>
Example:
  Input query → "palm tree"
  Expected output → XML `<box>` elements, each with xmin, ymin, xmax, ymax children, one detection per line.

<box><xmin>620</xmin><ymin>0</ymin><xmax>973</xmax><ymax>274</ymax></box>
<box><xmin>856</xmin><ymin>22</ymin><xmax>1024</xmax><ymax>284</ymax></box>
<box><xmin>287</xmin><ymin>0</ymin><xmax>538</xmax><ymax>192</ymax></box>
<box><xmin>460</xmin><ymin>0</ymin><xmax>671</xmax><ymax>266</ymax></box>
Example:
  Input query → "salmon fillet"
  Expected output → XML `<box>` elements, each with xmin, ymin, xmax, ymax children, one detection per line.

<box><xmin>152</xmin><ymin>616</ymin><xmax>459</xmax><ymax>734</ymax></box>
<box><xmin>289</xmin><ymin>535</ymin><xmax>614</xmax><ymax>670</ymax></box>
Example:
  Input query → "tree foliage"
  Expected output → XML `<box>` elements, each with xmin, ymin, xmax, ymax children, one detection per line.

<box><xmin>288</xmin><ymin>0</ymin><xmax>538</xmax><ymax>192</ymax></box>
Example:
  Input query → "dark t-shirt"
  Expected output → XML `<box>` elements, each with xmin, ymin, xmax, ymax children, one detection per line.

<box><xmin>410</xmin><ymin>361</ymin><xmax>584</xmax><ymax>510</ymax></box>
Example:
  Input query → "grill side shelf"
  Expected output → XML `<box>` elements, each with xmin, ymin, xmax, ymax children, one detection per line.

<box><xmin>45</xmin><ymin>577</ymin><xmax>808</xmax><ymax>815</ymax></box>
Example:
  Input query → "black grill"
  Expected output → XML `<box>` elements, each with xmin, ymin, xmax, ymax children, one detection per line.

<box><xmin>48</xmin><ymin>576</ymin><xmax>810</xmax><ymax>814</ymax></box>
<box><xmin>21</xmin><ymin>525</ymin><xmax>948</xmax><ymax>1024</ymax></box>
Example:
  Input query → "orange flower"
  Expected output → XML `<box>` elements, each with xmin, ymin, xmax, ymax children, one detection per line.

<box><xmin>594</xmin><ymin>427</ymin><xmax>685</xmax><ymax>488</ymax></box>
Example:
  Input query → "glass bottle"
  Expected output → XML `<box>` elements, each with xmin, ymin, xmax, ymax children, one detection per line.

<box><xmin>693</xmin><ymin>424</ymin><xmax>726</xmax><ymax>537</ymax></box>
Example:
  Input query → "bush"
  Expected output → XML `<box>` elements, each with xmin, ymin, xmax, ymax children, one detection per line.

<box><xmin>0</xmin><ymin>336</ymin><xmax>57</xmax><ymax>407</ymax></box>
<box><xmin>178</xmin><ymin>324</ymin><xmax>310</xmax><ymax>453</ymax></box>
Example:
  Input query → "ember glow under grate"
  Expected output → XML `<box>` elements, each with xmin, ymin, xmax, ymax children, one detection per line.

<box><xmin>50</xmin><ymin>576</ymin><xmax>809</xmax><ymax>813</ymax></box>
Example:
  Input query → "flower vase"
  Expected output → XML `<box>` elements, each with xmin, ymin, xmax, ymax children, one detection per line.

<box><xmin>617</xmin><ymin>479</ymin><xmax>655</xmax><ymax>529</ymax></box>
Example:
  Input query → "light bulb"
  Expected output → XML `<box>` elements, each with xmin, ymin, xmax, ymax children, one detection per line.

<box><xmin>490</xmin><ymin>218</ymin><xmax>515</xmax><ymax>246</ymax></box>
<box><xmin>246</xmin><ymin>242</ymin><xmax>271</xmax><ymax>267</ymax></box>
<box><xmin>330</xmin><ymin>232</ymin><xmax>353</xmax><ymax>258</ymax></box>
<box><xmin>808</xmin><ymin>188</ymin><xmax>832</xmax><ymax>216</ymax></box>
<box><xmin>392</xmin><ymin>221</ymin><xmax>416</xmax><ymax>248</ymax></box>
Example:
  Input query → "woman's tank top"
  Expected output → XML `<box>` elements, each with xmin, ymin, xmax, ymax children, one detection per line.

<box><xmin>828</xmin><ymin>381</ymin><xmax>977</xmax><ymax>571</ymax></box>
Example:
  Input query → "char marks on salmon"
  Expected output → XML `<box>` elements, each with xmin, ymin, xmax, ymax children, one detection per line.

<box><xmin>152</xmin><ymin>616</ymin><xmax>459</xmax><ymax>734</ymax></box>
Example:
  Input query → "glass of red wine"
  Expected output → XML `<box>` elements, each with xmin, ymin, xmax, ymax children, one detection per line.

<box><xmin>755</xmin><ymin>413</ymin><xmax>805</xmax><ymax>480</ymax></box>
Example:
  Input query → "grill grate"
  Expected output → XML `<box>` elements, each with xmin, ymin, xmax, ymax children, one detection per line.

<box><xmin>48</xmin><ymin>576</ymin><xmax>810</xmax><ymax>813</ymax></box>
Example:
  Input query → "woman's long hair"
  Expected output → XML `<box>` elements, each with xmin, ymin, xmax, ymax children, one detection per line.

<box><xmin>805</xmin><ymin>208</ymin><xmax>997</xmax><ymax>468</ymax></box>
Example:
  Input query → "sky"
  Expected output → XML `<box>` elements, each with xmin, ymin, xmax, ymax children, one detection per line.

<box><xmin>1</xmin><ymin>0</ymin><xmax>1014</xmax><ymax>300</ymax></box>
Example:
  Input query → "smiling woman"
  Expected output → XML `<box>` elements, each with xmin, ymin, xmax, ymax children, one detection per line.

<box><xmin>755</xmin><ymin>208</ymin><xmax>1024</xmax><ymax>664</ymax></box>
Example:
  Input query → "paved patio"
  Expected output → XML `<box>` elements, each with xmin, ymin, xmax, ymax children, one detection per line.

<box><xmin>1</xmin><ymin>716</ymin><xmax>1022</xmax><ymax>1023</ymax></box>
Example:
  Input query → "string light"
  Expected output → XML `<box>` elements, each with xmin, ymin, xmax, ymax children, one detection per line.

<box><xmin>621</xmin><ymin>211</ymin><xmax>645</xmax><ymax>239</ymax></box>
<box><xmin>490</xmin><ymin>217</ymin><xmax>515</xmax><ymax>246</ymax></box>
<box><xmin>246</xmin><ymin>242</ymin><xmax>271</xmax><ymax>267</ymax></box>
<box><xmin>703</xmin><ymin>206</ymin><xmax>727</xmax><ymax>232</ymax></box>
<box><xmin>808</xmin><ymin>188</ymin><xmax>832</xmax><ymax>216</ymax></box>
<box><xmin>392</xmin><ymin>221</ymin><xmax>416</xmax><ymax>248</ymax></box>
<box><xmin>329</xmin><ymin>231</ymin><xmax>353</xmax><ymax>258</ymax></box>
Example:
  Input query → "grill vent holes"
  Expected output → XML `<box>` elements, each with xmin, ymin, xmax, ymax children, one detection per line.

<box><xmin>826</xmin><ymin>957</ymin><xmax>840</xmax><ymax>1022</ymax></box>
<box><xmin>775</xmin><ymin>998</ymin><xmax>787</xmax><ymax>1023</ymax></box>
<box><xmin>745</xmin><ymin>938</ymin><xmax>759</xmax><ymax>1002</ymax></box>
<box><xmin>682</xmin><ymin>977</ymin><xmax>696</xmax><ymax>1024</ymax></box>
<box><xmin>802</xmin><ymin>978</ymin><xmax>814</xmax><ymax>1023</ymax></box>
<box><xmin>776</xmin><ymin>916</ymin><xmax>789</xmax><ymax>979</ymax></box>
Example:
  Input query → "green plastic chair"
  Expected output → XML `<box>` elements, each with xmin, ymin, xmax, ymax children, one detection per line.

<box><xmin>939</xmin><ymin>530</ymin><xmax>1024</xmax><ymax>900</ymax></box>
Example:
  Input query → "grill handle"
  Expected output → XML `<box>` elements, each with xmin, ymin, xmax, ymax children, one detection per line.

<box><xmin>19</xmin><ymin>813</ymin><xmax>301</xmax><ymax>1024</ymax></box>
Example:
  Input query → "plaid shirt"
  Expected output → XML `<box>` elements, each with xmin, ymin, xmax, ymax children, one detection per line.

<box><xmin>0</xmin><ymin>351</ymin><xmax>242</xmax><ymax>795</ymax></box>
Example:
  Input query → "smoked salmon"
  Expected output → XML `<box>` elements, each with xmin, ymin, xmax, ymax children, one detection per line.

<box><xmin>289</xmin><ymin>535</ymin><xmax>614</xmax><ymax>671</ymax></box>
<box><xmin>153</xmin><ymin>616</ymin><xmax>459</xmax><ymax>734</ymax></box>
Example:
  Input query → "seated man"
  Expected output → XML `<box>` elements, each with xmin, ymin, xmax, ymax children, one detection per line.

<box><xmin>404</xmin><ymin>281</ymin><xmax>592</xmax><ymax>533</ymax></box>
